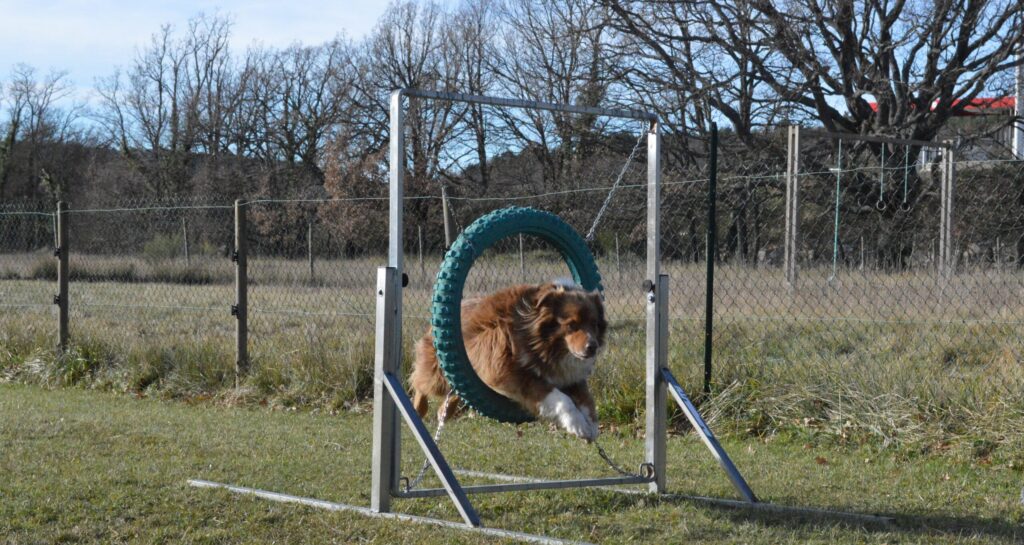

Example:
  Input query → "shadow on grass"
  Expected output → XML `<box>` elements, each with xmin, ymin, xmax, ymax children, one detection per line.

<box><xmin>633</xmin><ymin>491</ymin><xmax>1022</xmax><ymax>541</ymax></box>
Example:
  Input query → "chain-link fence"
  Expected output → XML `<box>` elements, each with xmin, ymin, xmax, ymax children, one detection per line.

<box><xmin>0</xmin><ymin>201</ymin><xmax>56</xmax><ymax>355</ymax></box>
<box><xmin>704</xmin><ymin>128</ymin><xmax>1024</xmax><ymax>443</ymax></box>
<box><xmin>2</xmin><ymin>125</ymin><xmax>1021</xmax><ymax>445</ymax></box>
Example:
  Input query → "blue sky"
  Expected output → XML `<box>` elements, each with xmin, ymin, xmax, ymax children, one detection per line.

<box><xmin>0</xmin><ymin>0</ymin><xmax>392</xmax><ymax>103</ymax></box>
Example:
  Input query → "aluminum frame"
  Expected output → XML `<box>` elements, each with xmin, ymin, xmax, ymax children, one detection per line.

<box><xmin>375</xmin><ymin>89</ymin><xmax>672</xmax><ymax>518</ymax></box>
<box><xmin>190</xmin><ymin>89</ymin><xmax>765</xmax><ymax>544</ymax></box>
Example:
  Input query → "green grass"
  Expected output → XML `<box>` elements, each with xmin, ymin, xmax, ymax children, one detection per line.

<box><xmin>1</xmin><ymin>252</ymin><xmax>1022</xmax><ymax>455</ymax></box>
<box><xmin>1</xmin><ymin>383</ymin><xmax>1021</xmax><ymax>544</ymax></box>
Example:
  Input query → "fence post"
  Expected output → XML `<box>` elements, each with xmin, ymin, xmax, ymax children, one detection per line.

<box><xmin>703</xmin><ymin>124</ymin><xmax>718</xmax><ymax>396</ymax></box>
<box><xmin>784</xmin><ymin>125</ymin><xmax>800</xmax><ymax>287</ymax></box>
<box><xmin>615</xmin><ymin>233</ymin><xmax>621</xmax><ymax>281</ymax></box>
<box><xmin>233</xmin><ymin>200</ymin><xmax>249</xmax><ymax>386</ymax></box>
<box><xmin>418</xmin><ymin>225</ymin><xmax>425</xmax><ymax>281</ymax></box>
<box><xmin>308</xmin><ymin>220</ymin><xmax>315</xmax><ymax>283</ymax></box>
<box><xmin>56</xmin><ymin>201</ymin><xmax>69</xmax><ymax>353</ymax></box>
<box><xmin>856</xmin><ymin>235</ymin><xmax>864</xmax><ymax>270</ymax></box>
<box><xmin>939</xmin><ymin>142</ymin><xmax>955</xmax><ymax>278</ymax></box>
<box><xmin>519</xmin><ymin>234</ymin><xmax>525</xmax><ymax>281</ymax></box>
<box><xmin>182</xmin><ymin>217</ymin><xmax>190</xmax><ymax>266</ymax></box>
<box><xmin>441</xmin><ymin>184</ymin><xmax>455</xmax><ymax>248</ymax></box>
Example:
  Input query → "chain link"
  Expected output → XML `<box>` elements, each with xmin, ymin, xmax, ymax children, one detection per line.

<box><xmin>403</xmin><ymin>390</ymin><xmax>454</xmax><ymax>492</ymax></box>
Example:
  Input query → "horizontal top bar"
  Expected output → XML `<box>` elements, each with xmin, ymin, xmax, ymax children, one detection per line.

<box><xmin>397</xmin><ymin>88</ymin><xmax>657</xmax><ymax>122</ymax></box>
<box><xmin>820</xmin><ymin>130</ymin><xmax>950</xmax><ymax>149</ymax></box>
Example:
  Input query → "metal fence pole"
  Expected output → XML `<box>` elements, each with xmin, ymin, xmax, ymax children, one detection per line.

<box><xmin>182</xmin><ymin>217</ymin><xmax>190</xmax><ymax>266</ymax></box>
<box><xmin>308</xmin><ymin>220</ymin><xmax>315</xmax><ymax>283</ymax></box>
<box><xmin>519</xmin><ymin>234</ymin><xmax>525</xmax><ymax>281</ymax></box>
<box><xmin>418</xmin><ymin>225</ymin><xmax>425</xmax><ymax>281</ymax></box>
<box><xmin>56</xmin><ymin>201</ymin><xmax>69</xmax><ymax>353</ymax></box>
<box><xmin>441</xmin><ymin>184</ymin><xmax>455</xmax><ymax>249</ymax></box>
<box><xmin>615</xmin><ymin>233</ymin><xmax>621</xmax><ymax>281</ymax></box>
<box><xmin>233</xmin><ymin>200</ymin><xmax>249</xmax><ymax>386</ymax></box>
<box><xmin>939</xmin><ymin>142</ymin><xmax>955</xmax><ymax>278</ymax></box>
<box><xmin>703</xmin><ymin>124</ymin><xmax>718</xmax><ymax>396</ymax></box>
<box><xmin>784</xmin><ymin>125</ymin><xmax>800</xmax><ymax>287</ymax></box>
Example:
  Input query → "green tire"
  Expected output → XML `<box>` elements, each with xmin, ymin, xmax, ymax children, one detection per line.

<box><xmin>430</xmin><ymin>206</ymin><xmax>603</xmax><ymax>423</ymax></box>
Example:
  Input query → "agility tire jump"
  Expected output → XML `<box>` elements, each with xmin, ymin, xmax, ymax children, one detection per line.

<box><xmin>430</xmin><ymin>206</ymin><xmax>603</xmax><ymax>423</ymax></box>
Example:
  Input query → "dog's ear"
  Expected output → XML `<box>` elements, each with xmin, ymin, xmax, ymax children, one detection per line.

<box><xmin>588</xmin><ymin>290</ymin><xmax>603</xmax><ymax>305</ymax></box>
<box><xmin>535</xmin><ymin>282</ymin><xmax>566</xmax><ymax>310</ymax></box>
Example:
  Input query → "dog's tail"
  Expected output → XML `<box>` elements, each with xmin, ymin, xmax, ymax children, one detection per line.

<box><xmin>410</xmin><ymin>333</ymin><xmax>450</xmax><ymax>418</ymax></box>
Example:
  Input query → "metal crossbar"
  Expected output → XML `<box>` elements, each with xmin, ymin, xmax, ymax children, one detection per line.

<box><xmin>400</xmin><ymin>88</ymin><xmax>657</xmax><ymax>122</ymax></box>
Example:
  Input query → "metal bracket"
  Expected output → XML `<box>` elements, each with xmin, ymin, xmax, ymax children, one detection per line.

<box><xmin>382</xmin><ymin>372</ymin><xmax>480</xmax><ymax>526</ymax></box>
<box><xmin>53</xmin><ymin>246</ymin><xmax>61</xmax><ymax>258</ymax></box>
<box><xmin>643</xmin><ymin>279</ymin><xmax>656</xmax><ymax>303</ymax></box>
<box><xmin>230</xmin><ymin>304</ymin><xmax>239</xmax><ymax>317</ymax></box>
<box><xmin>661</xmin><ymin>367</ymin><xmax>757</xmax><ymax>503</ymax></box>
<box><xmin>231</xmin><ymin>249</ymin><xmax>239</xmax><ymax>263</ymax></box>
<box><xmin>53</xmin><ymin>295</ymin><xmax>61</xmax><ymax>305</ymax></box>
<box><xmin>401</xmin><ymin>273</ymin><xmax>409</xmax><ymax>288</ymax></box>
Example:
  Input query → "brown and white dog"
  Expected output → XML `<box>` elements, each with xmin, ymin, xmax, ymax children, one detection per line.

<box><xmin>410</xmin><ymin>281</ymin><xmax>607</xmax><ymax>441</ymax></box>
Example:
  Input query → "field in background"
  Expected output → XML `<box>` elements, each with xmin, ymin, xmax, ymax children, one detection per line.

<box><xmin>2</xmin><ymin>250</ymin><xmax>1021</xmax><ymax>454</ymax></box>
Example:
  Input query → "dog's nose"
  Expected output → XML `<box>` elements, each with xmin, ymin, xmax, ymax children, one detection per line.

<box><xmin>584</xmin><ymin>340</ymin><xmax>598</xmax><ymax>357</ymax></box>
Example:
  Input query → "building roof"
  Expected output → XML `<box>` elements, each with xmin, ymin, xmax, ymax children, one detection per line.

<box><xmin>867</xmin><ymin>97</ymin><xmax>1016</xmax><ymax>116</ymax></box>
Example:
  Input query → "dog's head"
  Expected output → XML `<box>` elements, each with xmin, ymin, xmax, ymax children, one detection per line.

<box><xmin>527</xmin><ymin>282</ymin><xmax>608</xmax><ymax>360</ymax></box>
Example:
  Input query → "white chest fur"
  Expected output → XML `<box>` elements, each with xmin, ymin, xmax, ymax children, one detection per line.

<box><xmin>546</xmin><ymin>354</ymin><xmax>595</xmax><ymax>387</ymax></box>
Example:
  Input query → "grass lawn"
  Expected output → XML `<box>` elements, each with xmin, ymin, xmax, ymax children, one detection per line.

<box><xmin>1</xmin><ymin>383</ymin><xmax>1021</xmax><ymax>544</ymax></box>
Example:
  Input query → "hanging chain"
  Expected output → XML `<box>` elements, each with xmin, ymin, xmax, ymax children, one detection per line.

<box><xmin>585</xmin><ymin>129</ymin><xmax>647</xmax><ymax>242</ymax></box>
<box><xmin>593</xmin><ymin>439</ymin><xmax>655</xmax><ymax>480</ymax></box>
<box><xmin>403</xmin><ymin>390</ymin><xmax>454</xmax><ymax>492</ymax></box>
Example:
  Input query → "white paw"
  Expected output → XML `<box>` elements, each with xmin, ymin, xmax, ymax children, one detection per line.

<box><xmin>538</xmin><ymin>390</ymin><xmax>597</xmax><ymax>442</ymax></box>
<box><xmin>563</xmin><ymin>408</ymin><xmax>595</xmax><ymax>441</ymax></box>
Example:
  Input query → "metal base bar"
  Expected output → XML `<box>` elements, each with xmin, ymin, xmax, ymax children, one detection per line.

<box><xmin>452</xmin><ymin>470</ymin><xmax>894</xmax><ymax>525</ymax></box>
<box><xmin>661</xmin><ymin>367</ymin><xmax>758</xmax><ymax>502</ymax></box>
<box><xmin>396</xmin><ymin>475</ymin><xmax>652</xmax><ymax>498</ymax></box>
<box><xmin>382</xmin><ymin>372</ymin><xmax>479</xmax><ymax>526</ymax></box>
<box><xmin>187</xmin><ymin>479</ymin><xmax>591</xmax><ymax>545</ymax></box>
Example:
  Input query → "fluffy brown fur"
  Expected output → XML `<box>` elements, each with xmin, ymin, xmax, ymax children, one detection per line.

<box><xmin>410</xmin><ymin>282</ymin><xmax>607</xmax><ymax>441</ymax></box>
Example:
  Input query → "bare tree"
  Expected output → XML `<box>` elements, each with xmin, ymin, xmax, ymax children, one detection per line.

<box><xmin>489</xmin><ymin>0</ymin><xmax>621</xmax><ymax>188</ymax></box>
<box><xmin>0</xmin><ymin>64</ymin><xmax>79</xmax><ymax>200</ymax></box>
<box><xmin>450</xmin><ymin>0</ymin><xmax>497</xmax><ymax>190</ymax></box>
<box><xmin>606</xmin><ymin>0</ymin><xmax>1024</xmax><ymax>143</ymax></box>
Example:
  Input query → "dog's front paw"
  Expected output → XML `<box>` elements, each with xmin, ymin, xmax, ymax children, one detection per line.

<box><xmin>563</xmin><ymin>409</ymin><xmax>597</xmax><ymax>442</ymax></box>
<box><xmin>579</xmin><ymin>407</ymin><xmax>600</xmax><ymax>441</ymax></box>
<box><xmin>539</xmin><ymin>390</ymin><xmax>597</xmax><ymax>442</ymax></box>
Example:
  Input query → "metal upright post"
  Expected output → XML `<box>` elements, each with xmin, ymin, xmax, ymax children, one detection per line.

<box><xmin>703</xmin><ymin>124</ymin><xmax>718</xmax><ymax>396</ymax></box>
<box><xmin>645</xmin><ymin>120</ymin><xmax>667</xmax><ymax>494</ymax></box>
<box><xmin>56</xmin><ymin>201</ymin><xmax>69</xmax><ymax>353</ymax></box>
<box><xmin>373</xmin><ymin>90</ymin><xmax>406</xmax><ymax>513</ymax></box>
<box><xmin>939</xmin><ymin>142</ymin><xmax>955</xmax><ymax>278</ymax></box>
<box><xmin>233</xmin><ymin>200</ymin><xmax>248</xmax><ymax>385</ymax></box>
<box><xmin>372</xmin><ymin>267</ymin><xmax>400</xmax><ymax>513</ymax></box>
<box><xmin>784</xmin><ymin>125</ymin><xmax>800</xmax><ymax>286</ymax></box>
